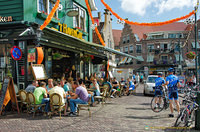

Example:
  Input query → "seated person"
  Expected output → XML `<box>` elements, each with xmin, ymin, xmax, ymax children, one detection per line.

<box><xmin>89</xmin><ymin>79</ymin><xmax>100</xmax><ymax>96</ymax></box>
<box><xmin>46</xmin><ymin>79</ymin><xmax>54</xmax><ymax>92</ymax></box>
<box><xmin>33</xmin><ymin>82</ymin><xmax>50</xmax><ymax>114</ymax></box>
<box><xmin>126</xmin><ymin>78</ymin><xmax>135</xmax><ymax>96</ymax></box>
<box><xmin>110</xmin><ymin>77</ymin><xmax>119</xmax><ymax>98</ymax></box>
<box><xmin>67</xmin><ymin>81</ymin><xmax>91</xmax><ymax>116</ymax></box>
<box><xmin>60</xmin><ymin>79</ymin><xmax>69</xmax><ymax>94</ymax></box>
<box><xmin>25</xmin><ymin>80</ymin><xmax>38</xmax><ymax>93</ymax></box>
<box><xmin>49</xmin><ymin>81</ymin><xmax>66</xmax><ymax>106</ymax></box>
<box><xmin>102</xmin><ymin>79</ymin><xmax>112</xmax><ymax>92</ymax></box>
<box><xmin>120</xmin><ymin>77</ymin><xmax>127</xmax><ymax>88</ymax></box>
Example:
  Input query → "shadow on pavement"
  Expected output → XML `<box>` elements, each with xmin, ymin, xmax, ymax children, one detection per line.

<box><xmin>124</xmin><ymin>115</ymin><xmax>168</xmax><ymax>120</ymax></box>
<box><xmin>140</xmin><ymin>103</ymin><xmax>151</xmax><ymax>106</ymax></box>
<box><xmin>126</xmin><ymin>107</ymin><xmax>151</xmax><ymax>110</ymax></box>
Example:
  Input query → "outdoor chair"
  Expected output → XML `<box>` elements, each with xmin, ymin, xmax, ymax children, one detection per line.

<box><xmin>50</xmin><ymin>93</ymin><xmax>66</xmax><ymax>119</ymax></box>
<box><xmin>94</xmin><ymin>87</ymin><xmax>108</xmax><ymax>106</ymax></box>
<box><xmin>77</xmin><ymin>95</ymin><xmax>92</xmax><ymax>117</ymax></box>
<box><xmin>18</xmin><ymin>90</ymin><xmax>28</xmax><ymax>112</ymax></box>
<box><xmin>27</xmin><ymin>92</ymin><xmax>46</xmax><ymax>117</ymax></box>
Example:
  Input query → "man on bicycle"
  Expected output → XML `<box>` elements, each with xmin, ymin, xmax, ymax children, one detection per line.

<box><xmin>165</xmin><ymin>68</ymin><xmax>181</xmax><ymax>118</ymax></box>
<box><xmin>154</xmin><ymin>72</ymin><xmax>165</xmax><ymax>109</ymax></box>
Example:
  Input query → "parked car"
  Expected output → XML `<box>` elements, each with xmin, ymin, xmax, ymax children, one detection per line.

<box><xmin>143</xmin><ymin>75</ymin><xmax>158</xmax><ymax>96</ymax></box>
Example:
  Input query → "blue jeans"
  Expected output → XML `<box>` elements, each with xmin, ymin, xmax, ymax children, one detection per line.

<box><xmin>69</xmin><ymin>99</ymin><xmax>87</xmax><ymax>113</ymax></box>
<box><xmin>41</xmin><ymin>98</ymin><xmax>50</xmax><ymax>112</ymax></box>
<box><xmin>88</xmin><ymin>94</ymin><xmax>94</xmax><ymax>104</ymax></box>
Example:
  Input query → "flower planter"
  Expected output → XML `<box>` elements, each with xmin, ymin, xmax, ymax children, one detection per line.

<box><xmin>186</xmin><ymin>51</ymin><xmax>196</xmax><ymax>59</ymax></box>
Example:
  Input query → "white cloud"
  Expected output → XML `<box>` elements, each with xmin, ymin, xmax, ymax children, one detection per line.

<box><xmin>156</xmin><ymin>0</ymin><xmax>195</xmax><ymax>14</ymax></box>
<box><xmin>119</xmin><ymin>0</ymin><xmax>195</xmax><ymax>16</ymax></box>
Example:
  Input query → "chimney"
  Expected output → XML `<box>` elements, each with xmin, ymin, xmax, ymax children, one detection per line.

<box><xmin>98</xmin><ymin>12</ymin><xmax>101</xmax><ymax>22</ymax></box>
<box><xmin>104</xmin><ymin>9</ymin><xmax>109</xmax><ymax>25</ymax></box>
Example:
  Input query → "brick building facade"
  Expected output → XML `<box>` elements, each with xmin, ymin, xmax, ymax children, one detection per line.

<box><xmin>116</xmin><ymin>20</ymin><xmax>200</xmax><ymax>75</ymax></box>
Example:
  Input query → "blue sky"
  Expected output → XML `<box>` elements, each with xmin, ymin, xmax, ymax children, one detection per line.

<box><xmin>92</xmin><ymin>0</ymin><xmax>199</xmax><ymax>30</ymax></box>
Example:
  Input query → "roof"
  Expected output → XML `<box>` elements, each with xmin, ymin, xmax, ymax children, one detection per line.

<box><xmin>112</xmin><ymin>29</ymin><xmax>122</xmax><ymax>46</ymax></box>
<box><xmin>130</xmin><ymin>22</ymin><xmax>188</xmax><ymax>40</ymax></box>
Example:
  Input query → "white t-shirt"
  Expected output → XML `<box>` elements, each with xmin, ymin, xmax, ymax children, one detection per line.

<box><xmin>49</xmin><ymin>86</ymin><xmax>65</xmax><ymax>105</ymax></box>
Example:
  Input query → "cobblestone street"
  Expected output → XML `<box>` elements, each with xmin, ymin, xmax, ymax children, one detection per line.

<box><xmin>0</xmin><ymin>84</ymin><xmax>198</xmax><ymax>132</ymax></box>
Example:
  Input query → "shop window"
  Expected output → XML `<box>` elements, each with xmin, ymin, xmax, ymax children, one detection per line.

<box><xmin>136</xmin><ymin>44</ymin><xmax>142</xmax><ymax>53</ymax></box>
<box><xmin>49</xmin><ymin>0</ymin><xmax>58</xmax><ymax>18</ymax></box>
<box><xmin>38</xmin><ymin>0</ymin><xmax>47</xmax><ymax>13</ymax></box>
<box><xmin>127</xmin><ymin>35</ymin><xmax>130</xmax><ymax>43</ymax></box>
<box><xmin>73</xmin><ymin>3</ymin><xmax>86</xmax><ymax>32</ymax></box>
<box><xmin>147</xmin><ymin>44</ymin><xmax>154</xmax><ymax>52</ymax></box>
<box><xmin>120</xmin><ymin>47</ymin><xmax>123</xmax><ymax>52</ymax></box>
<box><xmin>123</xmin><ymin>36</ymin><xmax>126</xmax><ymax>44</ymax></box>
<box><xmin>38</xmin><ymin>0</ymin><xmax>58</xmax><ymax>18</ymax></box>
<box><xmin>129</xmin><ymin>45</ymin><xmax>133</xmax><ymax>53</ymax></box>
<box><xmin>125</xmin><ymin>46</ymin><xmax>128</xmax><ymax>53</ymax></box>
<box><xmin>168</xmin><ymin>33</ymin><xmax>176</xmax><ymax>38</ymax></box>
<box><xmin>137</xmin><ymin>61</ymin><xmax>141</xmax><ymax>64</ymax></box>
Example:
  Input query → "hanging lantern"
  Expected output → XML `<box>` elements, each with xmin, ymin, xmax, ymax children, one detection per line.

<box><xmin>36</xmin><ymin>47</ymin><xmax>44</xmax><ymax>64</ymax></box>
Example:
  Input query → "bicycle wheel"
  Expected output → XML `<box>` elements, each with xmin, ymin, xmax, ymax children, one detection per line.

<box><xmin>150</xmin><ymin>96</ymin><xmax>165</xmax><ymax>113</ymax></box>
<box><xmin>174</xmin><ymin>109</ymin><xmax>189</xmax><ymax>127</ymax></box>
<box><xmin>187</xmin><ymin>109</ymin><xmax>195</xmax><ymax>127</ymax></box>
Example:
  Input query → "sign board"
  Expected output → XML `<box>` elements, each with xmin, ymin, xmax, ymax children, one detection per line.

<box><xmin>28</xmin><ymin>48</ymin><xmax>36</xmax><ymax>62</ymax></box>
<box><xmin>0</xmin><ymin>77</ymin><xmax>19</xmax><ymax>115</ymax></box>
<box><xmin>0</xmin><ymin>16</ymin><xmax>12</xmax><ymax>22</ymax></box>
<box><xmin>31</xmin><ymin>64</ymin><xmax>47</xmax><ymax>80</ymax></box>
<box><xmin>11</xmin><ymin>46</ymin><xmax>22</xmax><ymax>61</ymax></box>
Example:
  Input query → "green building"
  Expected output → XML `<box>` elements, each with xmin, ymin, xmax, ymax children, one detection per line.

<box><xmin>0</xmin><ymin>0</ymin><xmax>107</xmax><ymax>89</ymax></box>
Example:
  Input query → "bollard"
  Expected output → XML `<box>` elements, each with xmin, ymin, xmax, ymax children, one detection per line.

<box><xmin>195</xmin><ymin>92</ymin><xmax>200</xmax><ymax>130</ymax></box>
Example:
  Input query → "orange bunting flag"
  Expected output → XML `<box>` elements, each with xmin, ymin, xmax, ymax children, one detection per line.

<box><xmin>40</xmin><ymin>0</ymin><xmax>60</xmax><ymax>30</ymax></box>
<box><xmin>85</xmin><ymin>0</ymin><xmax>106</xmax><ymax>46</ymax></box>
<box><xmin>100</xmin><ymin>0</ymin><xmax>195</xmax><ymax>26</ymax></box>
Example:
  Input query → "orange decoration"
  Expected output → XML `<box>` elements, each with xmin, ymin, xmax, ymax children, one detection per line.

<box><xmin>40</xmin><ymin>0</ymin><xmax>60</xmax><ymax>30</ymax></box>
<box><xmin>36</xmin><ymin>47</ymin><xmax>44</xmax><ymax>64</ymax></box>
<box><xmin>100</xmin><ymin>0</ymin><xmax>195</xmax><ymax>26</ymax></box>
<box><xmin>106</xmin><ymin>60</ymin><xmax>109</xmax><ymax>78</ymax></box>
<box><xmin>85</xmin><ymin>0</ymin><xmax>106</xmax><ymax>46</ymax></box>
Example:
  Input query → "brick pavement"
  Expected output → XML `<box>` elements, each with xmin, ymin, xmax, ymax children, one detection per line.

<box><xmin>0</xmin><ymin>84</ymin><xmax>199</xmax><ymax>132</ymax></box>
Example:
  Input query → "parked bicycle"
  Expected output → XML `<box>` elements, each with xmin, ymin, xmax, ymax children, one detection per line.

<box><xmin>150</xmin><ymin>86</ymin><xmax>169</xmax><ymax>113</ymax></box>
<box><xmin>174</xmin><ymin>90</ymin><xmax>199</xmax><ymax>127</ymax></box>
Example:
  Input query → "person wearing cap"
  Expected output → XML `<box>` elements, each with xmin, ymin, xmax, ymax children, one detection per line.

<box><xmin>165</xmin><ymin>68</ymin><xmax>181</xmax><ymax>118</ymax></box>
<box><xmin>154</xmin><ymin>72</ymin><xmax>165</xmax><ymax>109</ymax></box>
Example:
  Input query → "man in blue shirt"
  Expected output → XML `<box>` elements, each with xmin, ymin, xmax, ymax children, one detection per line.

<box><xmin>165</xmin><ymin>68</ymin><xmax>181</xmax><ymax>118</ymax></box>
<box><xmin>154</xmin><ymin>72</ymin><xmax>165</xmax><ymax>109</ymax></box>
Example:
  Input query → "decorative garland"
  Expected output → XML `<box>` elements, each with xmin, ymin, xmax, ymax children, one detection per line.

<box><xmin>85</xmin><ymin>0</ymin><xmax>106</xmax><ymax>46</ymax></box>
<box><xmin>100</xmin><ymin>0</ymin><xmax>196</xmax><ymax>26</ymax></box>
<box><xmin>40</xmin><ymin>0</ymin><xmax>60</xmax><ymax>30</ymax></box>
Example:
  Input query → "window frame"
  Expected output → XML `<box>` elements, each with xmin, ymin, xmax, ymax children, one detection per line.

<box><xmin>124</xmin><ymin>46</ymin><xmax>128</xmax><ymax>53</ymax></box>
<box><xmin>129</xmin><ymin>45</ymin><xmax>133</xmax><ymax>53</ymax></box>
<box><xmin>37</xmin><ymin>0</ymin><xmax>58</xmax><ymax>18</ymax></box>
<box><xmin>136</xmin><ymin>44</ymin><xmax>142</xmax><ymax>53</ymax></box>
<box><xmin>73</xmin><ymin>3</ymin><xmax>86</xmax><ymax>32</ymax></box>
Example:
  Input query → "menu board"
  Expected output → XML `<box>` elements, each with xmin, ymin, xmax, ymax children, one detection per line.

<box><xmin>0</xmin><ymin>77</ymin><xmax>19</xmax><ymax>115</ymax></box>
<box><xmin>31</xmin><ymin>64</ymin><xmax>47</xmax><ymax>80</ymax></box>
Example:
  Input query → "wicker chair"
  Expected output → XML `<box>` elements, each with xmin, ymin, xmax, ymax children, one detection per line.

<box><xmin>18</xmin><ymin>90</ymin><xmax>28</xmax><ymax>112</ymax></box>
<box><xmin>77</xmin><ymin>96</ymin><xmax>92</xmax><ymax>117</ymax></box>
<box><xmin>94</xmin><ymin>87</ymin><xmax>107</xmax><ymax>105</ymax></box>
<box><xmin>27</xmin><ymin>92</ymin><xmax>46</xmax><ymax>117</ymax></box>
<box><xmin>50</xmin><ymin>93</ymin><xmax>66</xmax><ymax>119</ymax></box>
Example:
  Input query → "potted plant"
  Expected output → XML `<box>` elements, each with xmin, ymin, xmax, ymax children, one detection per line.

<box><xmin>80</xmin><ymin>55</ymin><xmax>91</xmax><ymax>62</ymax></box>
<box><xmin>186</xmin><ymin>51</ymin><xmax>196</xmax><ymax>59</ymax></box>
